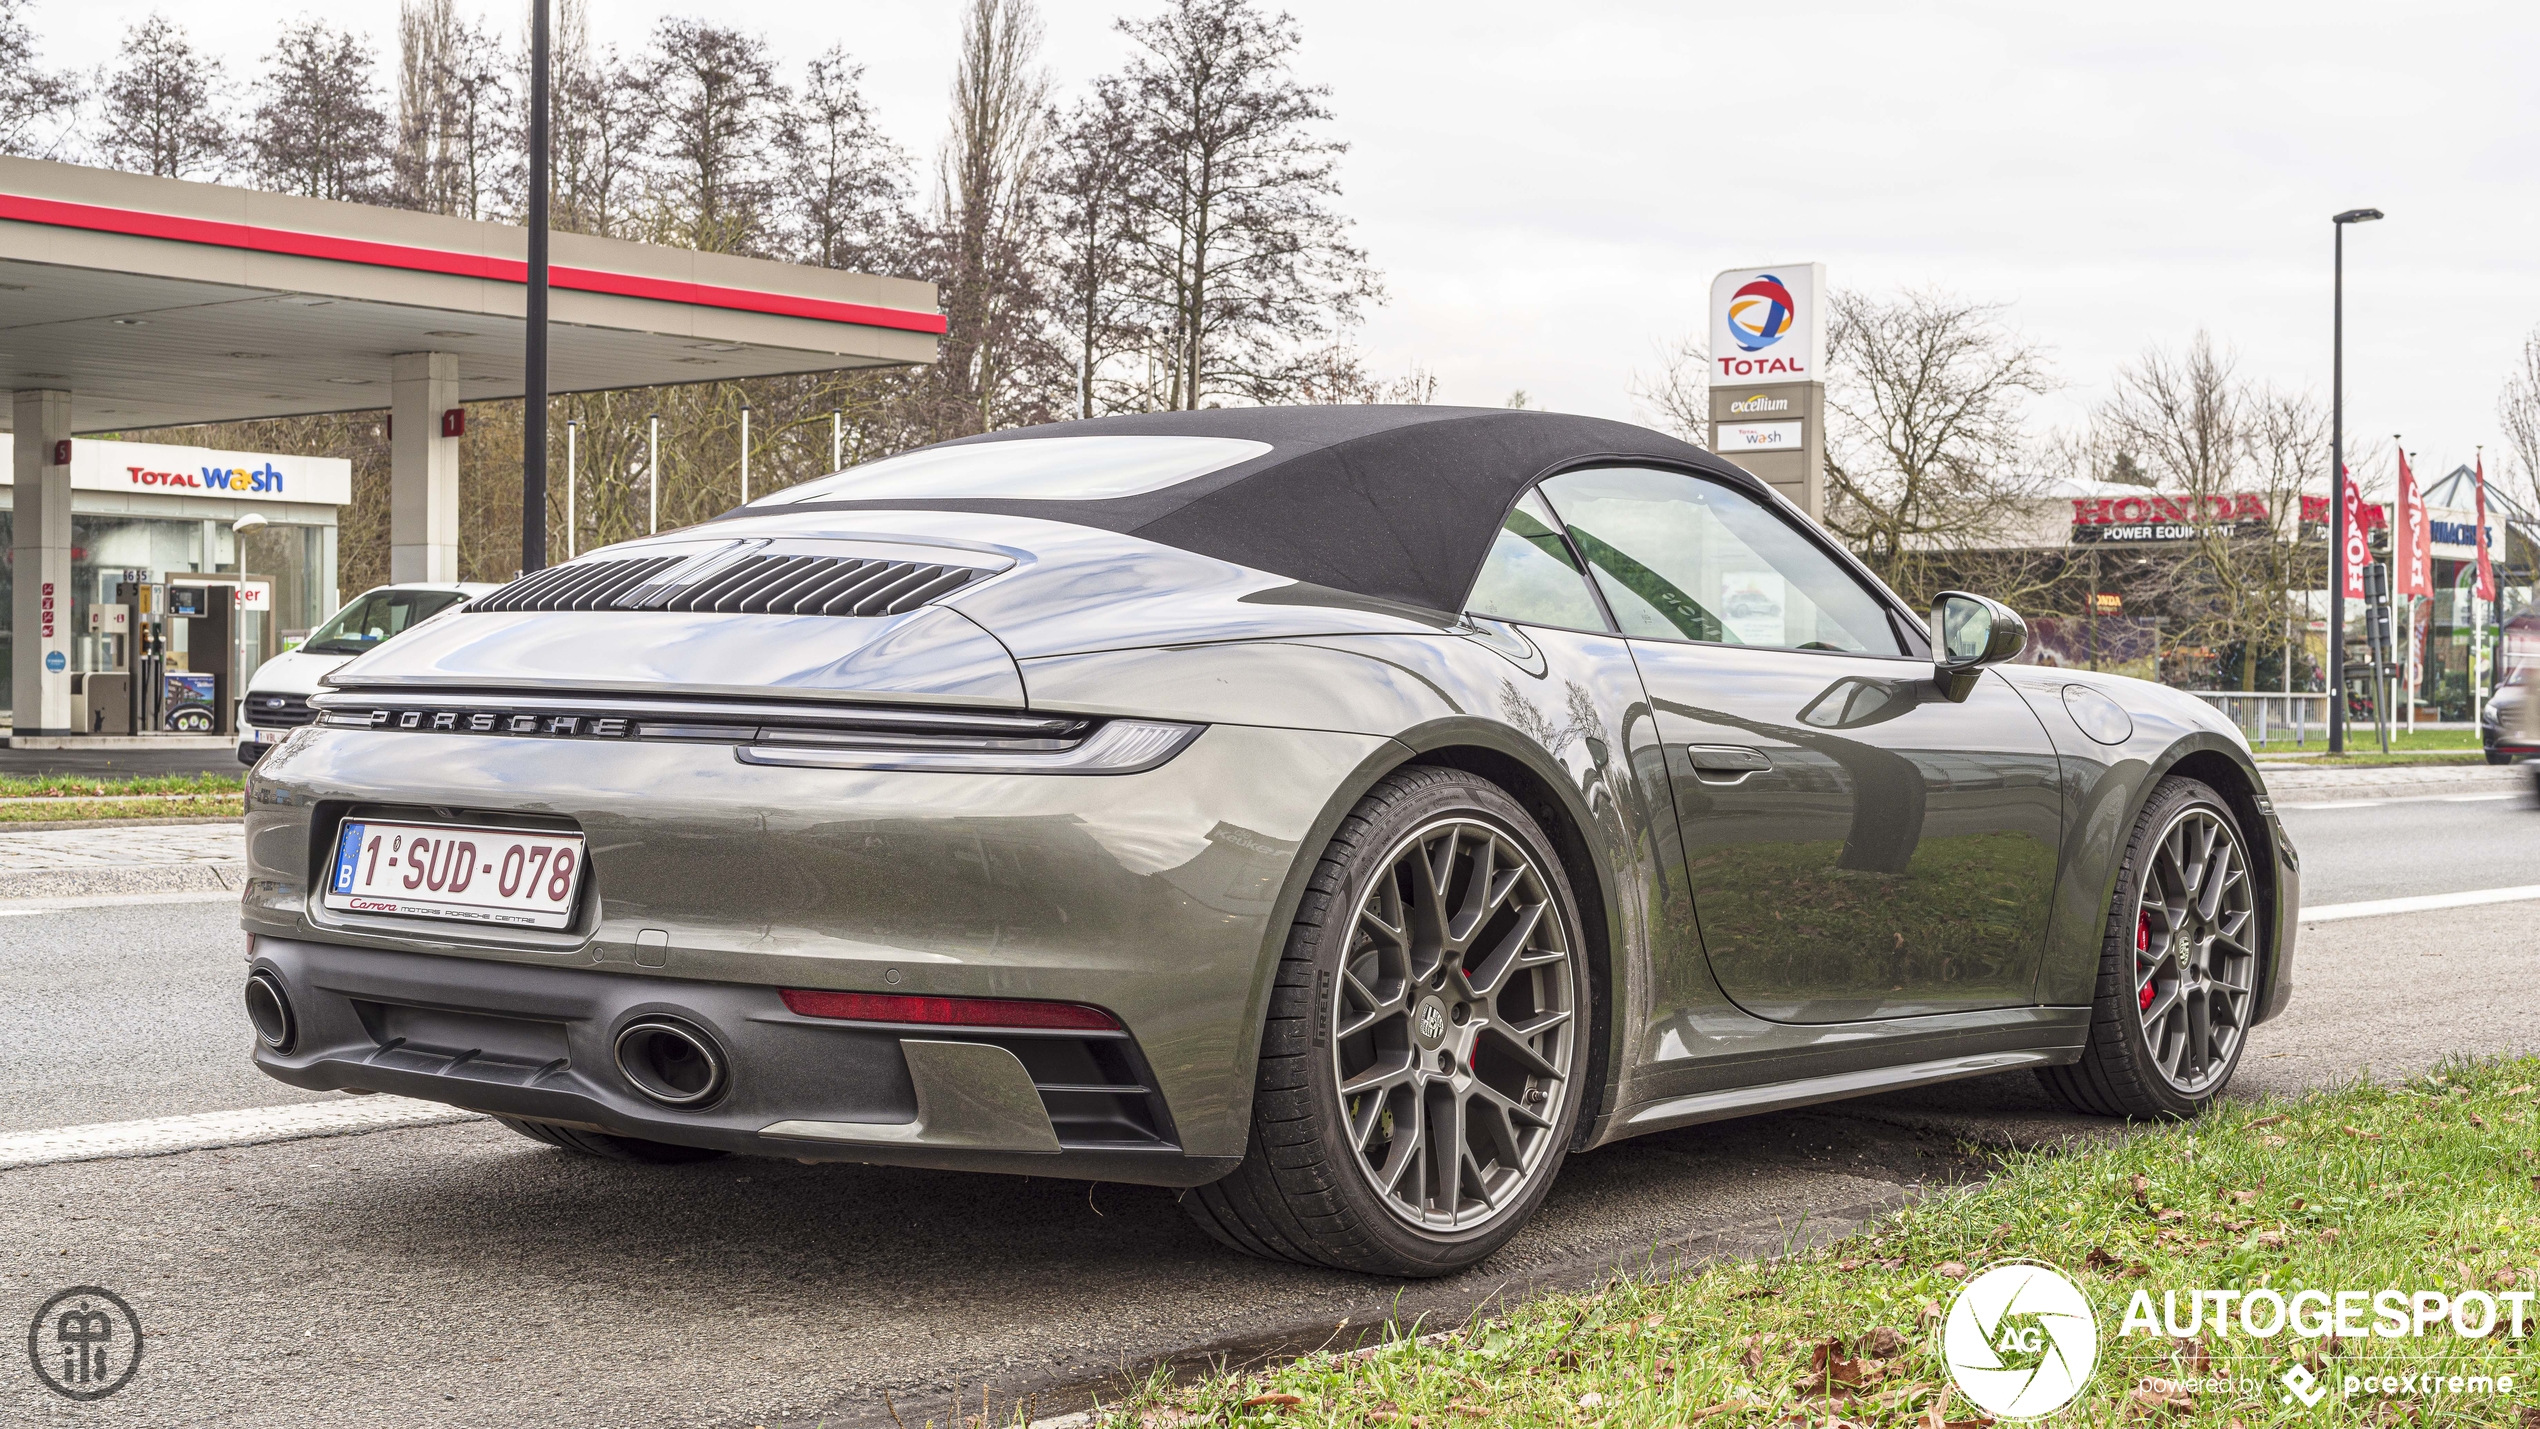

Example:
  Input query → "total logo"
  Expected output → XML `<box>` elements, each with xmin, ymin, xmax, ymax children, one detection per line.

<box><xmin>123</xmin><ymin>462</ymin><xmax>287</xmax><ymax>494</ymax></box>
<box><xmin>1726</xmin><ymin>274</ymin><xmax>1798</xmax><ymax>352</ymax></box>
<box><xmin>1941</xmin><ymin>1262</ymin><xmax>2100</xmax><ymax>1420</ymax></box>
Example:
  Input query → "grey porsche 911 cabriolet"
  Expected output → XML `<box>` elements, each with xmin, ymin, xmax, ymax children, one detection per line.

<box><xmin>241</xmin><ymin>406</ymin><xmax>2296</xmax><ymax>1276</ymax></box>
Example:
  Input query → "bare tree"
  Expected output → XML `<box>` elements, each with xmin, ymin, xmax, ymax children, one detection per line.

<box><xmin>2099</xmin><ymin>331</ymin><xmax>2244</xmax><ymax>495</ymax></box>
<box><xmin>249</xmin><ymin>21</ymin><xmax>393</xmax><ymax>202</ymax></box>
<box><xmin>2093</xmin><ymin>334</ymin><xmax>2327</xmax><ymax>689</ymax></box>
<box><xmin>781</xmin><ymin>47</ymin><xmax>907</xmax><ymax>272</ymax></box>
<box><xmin>640</xmin><ymin>19</ymin><xmax>787</xmax><ymax>254</ymax></box>
<box><xmin>1113</xmin><ymin>0</ymin><xmax>1381</xmax><ymax>407</ymax></box>
<box><xmin>394</xmin><ymin>0</ymin><xmax>514</xmax><ymax>219</ymax></box>
<box><xmin>1629</xmin><ymin>334</ymin><xmax>1708</xmax><ymax>443</ymax></box>
<box><xmin>0</xmin><ymin>0</ymin><xmax>79</xmax><ymax>158</ymax></box>
<box><xmin>2498</xmin><ymin>325</ymin><xmax>2540</xmax><ymax>518</ymax></box>
<box><xmin>1050</xmin><ymin>80</ymin><xmax>1147</xmax><ymax>418</ymax></box>
<box><xmin>549</xmin><ymin>0</ymin><xmax>648</xmax><ymax>240</ymax></box>
<box><xmin>92</xmin><ymin>13</ymin><xmax>231</xmax><ymax>178</ymax></box>
<box><xmin>1818</xmin><ymin>287</ymin><xmax>2055</xmax><ymax>604</ymax></box>
<box><xmin>909</xmin><ymin>0</ymin><xmax>1057</xmax><ymax>437</ymax></box>
<box><xmin>1281</xmin><ymin>346</ymin><xmax>1435</xmax><ymax>404</ymax></box>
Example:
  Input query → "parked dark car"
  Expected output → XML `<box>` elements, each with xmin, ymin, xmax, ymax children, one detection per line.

<box><xmin>239</xmin><ymin>407</ymin><xmax>2297</xmax><ymax>1276</ymax></box>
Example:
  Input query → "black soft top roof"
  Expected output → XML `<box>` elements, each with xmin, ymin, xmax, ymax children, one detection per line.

<box><xmin>770</xmin><ymin>405</ymin><xmax>1756</xmax><ymax>614</ymax></box>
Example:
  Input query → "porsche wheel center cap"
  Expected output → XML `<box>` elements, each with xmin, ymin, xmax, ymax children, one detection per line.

<box><xmin>1413</xmin><ymin>996</ymin><xmax>1449</xmax><ymax>1050</ymax></box>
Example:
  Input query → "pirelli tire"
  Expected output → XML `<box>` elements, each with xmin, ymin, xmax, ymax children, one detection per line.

<box><xmin>2039</xmin><ymin>775</ymin><xmax>2260</xmax><ymax>1120</ymax></box>
<box><xmin>1184</xmin><ymin>766</ymin><xmax>1590</xmax><ymax>1278</ymax></box>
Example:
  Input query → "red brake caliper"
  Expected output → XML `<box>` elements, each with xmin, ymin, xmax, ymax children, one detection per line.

<box><xmin>2136</xmin><ymin>908</ymin><xmax>2155</xmax><ymax>1010</ymax></box>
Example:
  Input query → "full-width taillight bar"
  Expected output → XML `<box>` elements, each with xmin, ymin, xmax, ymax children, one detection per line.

<box><xmin>779</xmin><ymin>988</ymin><xmax>1123</xmax><ymax>1032</ymax></box>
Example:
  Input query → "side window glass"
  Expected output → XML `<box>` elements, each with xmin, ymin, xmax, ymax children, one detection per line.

<box><xmin>1537</xmin><ymin>466</ymin><xmax>1902</xmax><ymax>655</ymax></box>
<box><xmin>1464</xmin><ymin>490</ymin><xmax>1610</xmax><ymax>631</ymax></box>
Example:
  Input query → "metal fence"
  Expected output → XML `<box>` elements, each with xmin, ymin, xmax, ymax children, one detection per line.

<box><xmin>2182</xmin><ymin>691</ymin><xmax>2333</xmax><ymax>747</ymax></box>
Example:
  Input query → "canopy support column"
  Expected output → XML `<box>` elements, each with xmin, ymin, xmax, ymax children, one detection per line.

<box><xmin>390</xmin><ymin>352</ymin><xmax>461</xmax><ymax>583</ymax></box>
<box><xmin>11</xmin><ymin>389</ymin><xmax>74</xmax><ymax>737</ymax></box>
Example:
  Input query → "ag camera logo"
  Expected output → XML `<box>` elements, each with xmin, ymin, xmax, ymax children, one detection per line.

<box><xmin>1942</xmin><ymin>1261</ymin><xmax>2100</xmax><ymax>1419</ymax></box>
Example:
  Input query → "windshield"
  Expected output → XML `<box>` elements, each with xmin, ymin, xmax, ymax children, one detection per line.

<box><xmin>301</xmin><ymin>588</ymin><xmax>470</xmax><ymax>657</ymax></box>
<box><xmin>755</xmin><ymin>434</ymin><xmax>1271</xmax><ymax>506</ymax></box>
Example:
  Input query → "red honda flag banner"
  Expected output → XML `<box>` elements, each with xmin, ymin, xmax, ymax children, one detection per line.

<box><xmin>2394</xmin><ymin>445</ymin><xmax>2432</xmax><ymax>599</ymax></box>
<box><xmin>2474</xmin><ymin>453</ymin><xmax>2498</xmax><ymax>601</ymax></box>
<box><xmin>2339</xmin><ymin>468</ymin><xmax>2368</xmax><ymax>600</ymax></box>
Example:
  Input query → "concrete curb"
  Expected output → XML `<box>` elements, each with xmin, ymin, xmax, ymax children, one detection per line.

<box><xmin>0</xmin><ymin>862</ymin><xmax>246</xmax><ymax>900</ymax></box>
<box><xmin>2255</xmin><ymin>763</ymin><xmax>2526</xmax><ymax>804</ymax></box>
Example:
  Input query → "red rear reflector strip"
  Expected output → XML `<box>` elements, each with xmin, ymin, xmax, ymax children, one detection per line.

<box><xmin>780</xmin><ymin>988</ymin><xmax>1122</xmax><ymax>1032</ymax></box>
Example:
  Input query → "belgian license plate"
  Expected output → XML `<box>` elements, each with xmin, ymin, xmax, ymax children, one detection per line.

<box><xmin>323</xmin><ymin>820</ymin><xmax>586</xmax><ymax>929</ymax></box>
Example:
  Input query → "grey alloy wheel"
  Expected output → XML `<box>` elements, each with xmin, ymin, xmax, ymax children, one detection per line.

<box><xmin>2129</xmin><ymin>803</ymin><xmax>2257</xmax><ymax>1096</ymax></box>
<box><xmin>2038</xmin><ymin>776</ymin><xmax>2261</xmax><ymax>1119</ymax></box>
<box><xmin>1330</xmin><ymin>816</ymin><xmax>1576</xmax><ymax>1233</ymax></box>
<box><xmin>1181</xmin><ymin>765</ymin><xmax>1589</xmax><ymax>1276</ymax></box>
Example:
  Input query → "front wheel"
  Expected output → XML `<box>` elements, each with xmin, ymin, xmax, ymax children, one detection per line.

<box><xmin>1182</xmin><ymin>767</ymin><xmax>1590</xmax><ymax>1277</ymax></box>
<box><xmin>2038</xmin><ymin>776</ymin><xmax>2260</xmax><ymax>1118</ymax></box>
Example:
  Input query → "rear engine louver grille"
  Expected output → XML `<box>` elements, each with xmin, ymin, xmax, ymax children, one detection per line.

<box><xmin>472</xmin><ymin>554</ymin><xmax>984</xmax><ymax>617</ymax></box>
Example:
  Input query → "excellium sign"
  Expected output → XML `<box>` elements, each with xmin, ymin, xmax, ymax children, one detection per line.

<box><xmin>0</xmin><ymin>435</ymin><xmax>352</xmax><ymax>505</ymax></box>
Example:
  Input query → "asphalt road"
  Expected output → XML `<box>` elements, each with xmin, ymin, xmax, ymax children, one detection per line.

<box><xmin>3</xmin><ymin>790</ymin><xmax>2536</xmax><ymax>1428</ymax></box>
<box><xmin>2272</xmin><ymin>778</ymin><xmax>2540</xmax><ymax>903</ymax></box>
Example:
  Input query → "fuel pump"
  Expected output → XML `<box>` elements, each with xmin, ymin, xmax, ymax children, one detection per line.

<box><xmin>115</xmin><ymin>579</ymin><xmax>166</xmax><ymax>734</ymax></box>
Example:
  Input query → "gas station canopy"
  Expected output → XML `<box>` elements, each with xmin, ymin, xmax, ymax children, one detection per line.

<box><xmin>0</xmin><ymin>155</ymin><xmax>943</xmax><ymax>740</ymax></box>
<box><xmin>0</xmin><ymin>155</ymin><xmax>942</xmax><ymax>432</ymax></box>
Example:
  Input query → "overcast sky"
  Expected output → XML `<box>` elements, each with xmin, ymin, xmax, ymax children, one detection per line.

<box><xmin>25</xmin><ymin>1</ymin><xmax>2540</xmax><ymax>488</ymax></box>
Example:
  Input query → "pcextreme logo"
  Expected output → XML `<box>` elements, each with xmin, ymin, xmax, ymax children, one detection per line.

<box><xmin>1726</xmin><ymin>273</ymin><xmax>1797</xmax><ymax>352</ymax></box>
<box><xmin>1941</xmin><ymin>1262</ymin><xmax>2101</xmax><ymax>1420</ymax></box>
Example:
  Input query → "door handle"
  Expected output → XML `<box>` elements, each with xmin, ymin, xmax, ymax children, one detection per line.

<box><xmin>1682</xmin><ymin>744</ymin><xmax>1770</xmax><ymax>781</ymax></box>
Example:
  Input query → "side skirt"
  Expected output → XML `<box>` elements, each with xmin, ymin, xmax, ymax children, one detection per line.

<box><xmin>1611</xmin><ymin>1041</ymin><xmax>2084</xmax><ymax>1141</ymax></box>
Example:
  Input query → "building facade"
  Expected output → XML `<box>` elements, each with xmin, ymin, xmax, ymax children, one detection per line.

<box><xmin>0</xmin><ymin>434</ymin><xmax>345</xmax><ymax>720</ymax></box>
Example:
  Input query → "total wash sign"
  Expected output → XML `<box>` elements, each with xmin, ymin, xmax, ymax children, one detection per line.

<box><xmin>0</xmin><ymin>434</ymin><xmax>353</xmax><ymax>504</ymax></box>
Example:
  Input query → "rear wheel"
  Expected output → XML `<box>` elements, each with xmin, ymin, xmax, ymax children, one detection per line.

<box><xmin>2039</xmin><ymin>776</ymin><xmax>2259</xmax><ymax>1118</ymax></box>
<box><xmin>1183</xmin><ymin>767</ymin><xmax>1589</xmax><ymax>1277</ymax></box>
<box><xmin>496</xmin><ymin>1116</ymin><xmax>728</xmax><ymax>1164</ymax></box>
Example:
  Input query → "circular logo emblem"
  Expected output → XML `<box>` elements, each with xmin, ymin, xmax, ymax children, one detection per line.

<box><xmin>1940</xmin><ymin>1262</ymin><xmax>2097</xmax><ymax>1420</ymax></box>
<box><xmin>43</xmin><ymin>650</ymin><xmax>64</xmax><ymax>672</ymax></box>
<box><xmin>1413</xmin><ymin>996</ymin><xmax>1447</xmax><ymax>1049</ymax></box>
<box><xmin>26</xmin><ymin>1285</ymin><xmax>143</xmax><ymax>1401</ymax></box>
<box><xmin>1727</xmin><ymin>274</ymin><xmax>1797</xmax><ymax>352</ymax></box>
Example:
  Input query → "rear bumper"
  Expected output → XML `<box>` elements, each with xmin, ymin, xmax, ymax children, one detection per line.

<box><xmin>251</xmin><ymin>936</ymin><xmax>1237</xmax><ymax>1187</ymax></box>
<box><xmin>240</xmin><ymin>720</ymin><xmax>1394</xmax><ymax>1165</ymax></box>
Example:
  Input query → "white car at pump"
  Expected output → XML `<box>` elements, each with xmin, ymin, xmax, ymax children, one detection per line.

<box><xmin>238</xmin><ymin>582</ymin><xmax>497</xmax><ymax>764</ymax></box>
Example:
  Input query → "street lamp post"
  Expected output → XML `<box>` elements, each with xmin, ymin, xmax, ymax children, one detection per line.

<box><xmin>521</xmin><ymin>0</ymin><xmax>552</xmax><ymax>575</ymax></box>
<box><xmin>2328</xmin><ymin>206</ymin><xmax>2383</xmax><ymax>754</ymax></box>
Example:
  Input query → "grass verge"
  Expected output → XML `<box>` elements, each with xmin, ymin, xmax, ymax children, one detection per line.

<box><xmin>1100</xmin><ymin>1058</ymin><xmax>2540</xmax><ymax>1428</ymax></box>
<box><xmin>0</xmin><ymin>773</ymin><xmax>245</xmax><ymax>823</ymax></box>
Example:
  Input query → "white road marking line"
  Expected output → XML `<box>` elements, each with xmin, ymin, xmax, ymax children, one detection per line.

<box><xmin>2302</xmin><ymin>884</ymin><xmax>2540</xmax><ymax>923</ymax></box>
<box><xmin>0</xmin><ymin>1096</ymin><xmax>485</xmax><ymax>1171</ymax></box>
<box><xmin>2278</xmin><ymin>791</ymin><xmax>2522</xmax><ymax>810</ymax></box>
<box><xmin>0</xmin><ymin>889</ymin><xmax>240</xmax><ymax>912</ymax></box>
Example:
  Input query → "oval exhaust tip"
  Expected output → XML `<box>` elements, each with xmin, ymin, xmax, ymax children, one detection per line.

<box><xmin>245</xmin><ymin>970</ymin><xmax>295</xmax><ymax>1052</ymax></box>
<box><xmin>613</xmin><ymin>1018</ymin><xmax>727</xmax><ymax>1108</ymax></box>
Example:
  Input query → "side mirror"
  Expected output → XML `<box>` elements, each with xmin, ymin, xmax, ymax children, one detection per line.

<box><xmin>1930</xmin><ymin>591</ymin><xmax>2027</xmax><ymax>702</ymax></box>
